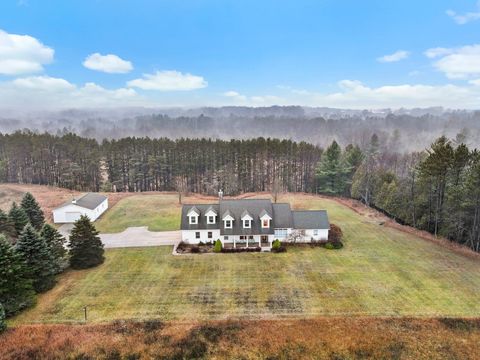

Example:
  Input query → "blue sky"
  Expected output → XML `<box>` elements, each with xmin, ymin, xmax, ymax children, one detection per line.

<box><xmin>0</xmin><ymin>0</ymin><xmax>480</xmax><ymax>109</ymax></box>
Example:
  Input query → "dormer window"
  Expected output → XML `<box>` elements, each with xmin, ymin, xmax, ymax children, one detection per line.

<box><xmin>222</xmin><ymin>210</ymin><xmax>234</xmax><ymax>229</ymax></box>
<box><xmin>241</xmin><ymin>210</ymin><xmax>253</xmax><ymax>229</ymax></box>
<box><xmin>189</xmin><ymin>215</ymin><xmax>198</xmax><ymax>225</ymax></box>
<box><xmin>259</xmin><ymin>210</ymin><xmax>272</xmax><ymax>229</ymax></box>
<box><xmin>187</xmin><ymin>206</ymin><xmax>200</xmax><ymax>225</ymax></box>
<box><xmin>205</xmin><ymin>207</ymin><xmax>217</xmax><ymax>225</ymax></box>
<box><xmin>225</xmin><ymin>219</ymin><xmax>233</xmax><ymax>229</ymax></box>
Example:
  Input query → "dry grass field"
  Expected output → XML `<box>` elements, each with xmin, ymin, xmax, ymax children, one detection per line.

<box><xmin>2</xmin><ymin>318</ymin><xmax>480</xmax><ymax>360</ymax></box>
<box><xmin>10</xmin><ymin>193</ymin><xmax>480</xmax><ymax>325</ymax></box>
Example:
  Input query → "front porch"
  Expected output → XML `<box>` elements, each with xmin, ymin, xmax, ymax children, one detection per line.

<box><xmin>222</xmin><ymin>235</ymin><xmax>272</xmax><ymax>250</ymax></box>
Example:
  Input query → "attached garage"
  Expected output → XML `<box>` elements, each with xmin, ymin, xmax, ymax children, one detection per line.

<box><xmin>53</xmin><ymin>193</ymin><xmax>108</xmax><ymax>224</ymax></box>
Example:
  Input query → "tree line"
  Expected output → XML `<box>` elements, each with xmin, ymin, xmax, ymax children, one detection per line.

<box><xmin>0</xmin><ymin>132</ymin><xmax>323</xmax><ymax>194</ymax></box>
<box><xmin>316</xmin><ymin>134</ymin><xmax>480</xmax><ymax>252</ymax></box>
<box><xmin>0</xmin><ymin>192</ymin><xmax>104</xmax><ymax>331</ymax></box>
<box><xmin>1</xmin><ymin>130</ymin><xmax>479</xmax><ymax>252</ymax></box>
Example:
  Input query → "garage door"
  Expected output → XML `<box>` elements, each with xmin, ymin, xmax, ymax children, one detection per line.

<box><xmin>65</xmin><ymin>212</ymin><xmax>82</xmax><ymax>223</ymax></box>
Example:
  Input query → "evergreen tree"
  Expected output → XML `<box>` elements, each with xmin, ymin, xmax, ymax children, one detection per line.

<box><xmin>69</xmin><ymin>215</ymin><xmax>104</xmax><ymax>269</ymax></box>
<box><xmin>20</xmin><ymin>192</ymin><xmax>45</xmax><ymax>230</ymax></box>
<box><xmin>0</xmin><ymin>235</ymin><xmax>35</xmax><ymax>316</ymax></box>
<box><xmin>40</xmin><ymin>224</ymin><xmax>67</xmax><ymax>274</ymax></box>
<box><xmin>8</xmin><ymin>202</ymin><xmax>29</xmax><ymax>236</ymax></box>
<box><xmin>0</xmin><ymin>209</ymin><xmax>16</xmax><ymax>241</ymax></box>
<box><xmin>0</xmin><ymin>303</ymin><xmax>6</xmax><ymax>332</ymax></box>
<box><xmin>316</xmin><ymin>140</ymin><xmax>350</xmax><ymax>195</ymax></box>
<box><xmin>15</xmin><ymin>224</ymin><xmax>56</xmax><ymax>293</ymax></box>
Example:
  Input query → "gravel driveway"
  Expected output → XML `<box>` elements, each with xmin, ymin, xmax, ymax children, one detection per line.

<box><xmin>58</xmin><ymin>224</ymin><xmax>181</xmax><ymax>248</ymax></box>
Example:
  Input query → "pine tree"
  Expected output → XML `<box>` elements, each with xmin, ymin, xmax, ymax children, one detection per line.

<box><xmin>316</xmin><ymin>141</ymin><xmax>350</xmax><ymax>195</ymax></box>
<box><xmin>0</xmin><ymin>303</ymin><xmax>6</xmax><ymax>332</ymax></box>
<box><xmin>0</xmin><ymin>209</ymin><xmax>16</xmax><ymax>240</ymax></box>
<box><xmin>0</xmin><ymin>235</ymin><xmax>36</xmax><ymax>316</ymax></box>
<box><xmin>20</xmin><ymin>192</ymin><xmax>45</xmax><ymax>230</ymax></box>
<box><xmin>8</xmin><ymin>202</ymin><xmax>29</xmax><ymax>236</ymax></box>
<box><xmin>15</xmin><ymin>224</ymin><xmax>56</xmax><ymax>293</ymax></box>
<box><xmin>69</xmin><ymin>215</ymin><xmax>104</xmax><ymax>269</ymax></box>
<box><xmin>40</xmin><ymin>224</ymin><xmax>67</xmax><ymax>274</ymax></box>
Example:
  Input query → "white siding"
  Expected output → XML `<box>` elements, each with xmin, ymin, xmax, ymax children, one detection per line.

<box><xmin>182</xmin><ymin>229</ymin><xmax>221</xmax><ymax>244</ymax></box>
<box><xmin>53</xmin><ymin>198</ymin><xmax>108</xmax><ymax>223</ymax></box>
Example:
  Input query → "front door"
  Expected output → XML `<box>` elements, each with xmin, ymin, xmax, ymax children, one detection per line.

<box><xmin>261</xmin><ymin>235</ymin><xmax>269</xmax><ymax>246</ymax></box>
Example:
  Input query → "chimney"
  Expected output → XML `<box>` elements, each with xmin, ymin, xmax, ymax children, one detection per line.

<box><xmin>218</xmin><ymin>189</ymin><xmax>223</xmax><ymax>200</ymax></box>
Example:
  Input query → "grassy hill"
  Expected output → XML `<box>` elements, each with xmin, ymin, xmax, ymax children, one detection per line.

<box><xmin>11</xmin><ymin>194</ymin><xmax>480</xmax><ymax>325</ymax></box>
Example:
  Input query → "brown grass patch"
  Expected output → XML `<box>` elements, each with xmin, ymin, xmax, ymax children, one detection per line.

<box><xmin>1</xmin><ymin>317</ymin><xmax>480</xmax><ymax>359</ymax></box>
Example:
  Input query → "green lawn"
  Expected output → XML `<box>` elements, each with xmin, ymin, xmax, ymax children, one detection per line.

<box><xmin>95</xmin><ymin>194</ymin><xmax>181</xmax><ymax>233</ymax></box>
<box><xmin>12</xmin><ymin>195</ymin><xmax>480</xmax><ymax>324</ymax></box>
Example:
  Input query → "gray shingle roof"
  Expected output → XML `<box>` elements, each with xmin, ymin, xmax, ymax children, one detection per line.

<box><xmin>181</xmin><ymin>204</ymin><xmax>220</xmax><ymax>231</ymax></box>
<box><xmin>180</xmin><ymin>199</ymin><xmax>329</xmax><ymax>234</ymax></box>
<box><xmin>220</xmin><ymin>199</ymin><xmax>274</xmax><ymax>235</ymax></box>
<box><xmin>272</xmin><ymin>203</ymin><xmax>293</xmax><ymax>228</ymax></box>
<box><xmin>292</xmin><ymin>210</ymin><xmax>330</xmax><ymax>230</ymax></box>
<box><xmin>187</xmin><ymin>206</ymin><xmax>200</xmax><ymax>215</ymax></box>
<box><xmin>205</xmin><ymin>205</ymin><xmax>217</xmax><ymax>215</ymax></box>
<box><xmin>56</xmin><ymin>193</ymin><xmax>107</xmax><ymax>210</ymax></box>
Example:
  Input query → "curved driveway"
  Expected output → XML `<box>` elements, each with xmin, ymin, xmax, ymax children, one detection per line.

<box><xmin>59</xmin><ymin>225</ymin><xmax>181</xmax><ymax>248</ymax></box>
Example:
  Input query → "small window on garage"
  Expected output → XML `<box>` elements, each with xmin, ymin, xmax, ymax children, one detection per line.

<box><xmin>208</xmin><ymin>232</ymin><xmax>212</xmax><ymax>239</ymax></box>
<box><xmin>195</xmin><ymin>232</ymin><xmax>200</xmax><ymax>239</ymax></box>
<box><xmin>313</xmin><ymin>229</ymin><xmax>318</xmax><ymax>236</ymax></box>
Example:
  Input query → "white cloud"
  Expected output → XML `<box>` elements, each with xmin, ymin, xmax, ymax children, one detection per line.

<box><xmin>424</xmin><ymin>47</ymin><xmax>453</xmax><ymax>59</ymax></box>
<box><xmin>0</xmin><ymin>76</ymin><xmax>143</xmax><ymax>109</ymax></box>
<box><xmin>83</xmin><ymin>53</ymin><xmax>133</xmax><ymax>74</ymax></box>
<box><xmin>446</xmin><ymin>1</ymin><xmax>480</xmax><ymax>24</ymax></box>
<box><xmin>377</xmin><ymin>50</ymin><xmax>410</xmax><ymax>63</ymax></box>
<box><xmin>469</xmin><ymin>78</ymin><xmax>480</xmax><ymax>86</ymax></box>
<box><xmin>223</xmin><ymin>90</ymin><xmax>247</xmax><ymax>101</ymax></box>
<box><xmin>0</xmin><ymin>29</ymin><xmax>54</xmax><ymax>75</ymax></box>
<box><xmin>127</xmin><ymin>70</ymin><xmax>207</xmax><ymax>91</ymax></box>
<box><xmin>309</xmin><ymin>80</ymin><xmax>480</xmax><ymax>109</ymax></box>
<box><xmin>428</xmin><ymin>44</ymin><xmax>480</xmax><ymax>79</ymax></box>
<box><xmin>12</xmin><ymin>76</ymin><xmax>75</xmax><ymax>91</ymax></box>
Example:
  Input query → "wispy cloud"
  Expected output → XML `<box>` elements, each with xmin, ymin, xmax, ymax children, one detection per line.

<box><xmin>425</xmin><ymin>44</ymin><xmax>480</xmax><ymax>79</ymax></box>
<box><xmin>127</xmin><ymin>70</ymin><xmax>207</xmax><ymax>91</ymax></box>
<box><xmin>0</xmin><ymin>29</ymin><xmax>54</xmax><ymax>75</ymax></box>
<box><xmin>83</xmin><ymin>53</ymin><xmax>133</xmax><ymax>74</ymax></box>
<box><xmin>446</xmin><ymin>1</ymin><xmax>480</xmax><ymax>24</ymax></box>
<box><xmin>377</xmin><ymin>50</ymin><xmax>410</xmax><ymax>63</ymax></box>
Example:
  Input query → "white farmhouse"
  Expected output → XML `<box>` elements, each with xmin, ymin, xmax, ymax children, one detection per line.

<box><xmin>181</xmin><ymin>198</ymin><xmax>329</xmax><ymax>250</ymax></box>
<box><xmin>53</xmin><ymin>193</ymin><xmax>108</xmax><ymax>223</ymax></box>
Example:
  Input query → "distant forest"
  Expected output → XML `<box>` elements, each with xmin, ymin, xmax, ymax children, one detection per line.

<box><xmin>1</xmin><ymin>106</ymin><xmax>480</xmax><ymax>151</ymax></box>
<box><xmin>0</xmin><ymin>130</ymin><xmax>479</xmax><ymax>253</ymax></box>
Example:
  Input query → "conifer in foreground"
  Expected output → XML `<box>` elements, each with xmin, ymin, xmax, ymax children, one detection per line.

<box><xmin>20</xmin><ymin>192</ymin><xmax>45</xmax><ymax>230</ymax></box>
<box><xmin>69</xmin><ymin>215</ymin><xmax>104</xmax><ymax>269</ymax></box>
<box><xmin>0</xmin><ymin>235</ymin><xmax>35</xmax><ymax>316</ymax></box>
<box><xmin>15</xmin><ymin>224</ymin><xmax>56</xmax><ymax>293</ymax></box>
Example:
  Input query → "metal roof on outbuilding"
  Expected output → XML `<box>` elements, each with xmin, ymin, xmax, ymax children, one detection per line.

<box><xmin>54</xmin><ymin>193</ymin><xmax>108</xmax><ymax>211</ymax></box>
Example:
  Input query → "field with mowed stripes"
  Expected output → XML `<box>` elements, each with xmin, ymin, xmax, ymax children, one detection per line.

<box><xmin>11</xmin><ymin>194</ymin><xmax>480</xmax><ymax>324</ymax></box>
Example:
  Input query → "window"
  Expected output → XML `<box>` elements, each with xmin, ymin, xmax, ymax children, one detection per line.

<box><xmin>208</xmin><ymin>231</ymin><xmax>212</xmax><ymax>239</ymax></box>
<box><xmin>243</xmin><ymin>219</ymin><xmax>251</xmax><ymax>228</ymax></box>
<box><xmin>275</xmin><ymin>229</ymin><xmax>288</xmax><ymax>237</ymax></box>
<box><xmin>195</xmin><ymin>232</ymin><xmax>200</xmax><ymax>239</ymax></box>
<box><xmin>208</xmin><ymin>216</ymin><xmax>215</xmax><ymax>224</ymax></box>
<box><xmin>224</xmin><ymin>236</ymin><xmax>229</xmax><ymax>241</ymax></box>
<box><xmin>225</xmin><ymin>220</ymin><xmax>232</xmax><ymax>229</ymax></box>
<box><xmin>313</xmin><ymin>229</ymin><xmax>318</xmax><ymax>236</ymax></box>
<box><xmin>189</xmin><ymin>216</ymin><xmax>198</xmax><ymax>225</ymax></box>
<box><xmin>262</xmin><ymin>219</ymin><xmax>269</xmax><ymax>228</ymax></box>
<box><xmin>249</xmin><ymin>235</ymin><xmax>254</xmax><ymax>240</ymax></box>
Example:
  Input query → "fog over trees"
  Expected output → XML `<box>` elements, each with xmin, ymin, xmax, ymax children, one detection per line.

<box><xmin>1</xmin><ymin>106</ymin><xmax>479</xmax><ymax>151</ymax></box>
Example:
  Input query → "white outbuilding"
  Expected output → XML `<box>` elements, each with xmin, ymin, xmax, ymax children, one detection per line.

<box><xmin>53</xmin><ymin>193</ymin><xmax>108</xmax><ymax>223</ymax></box>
